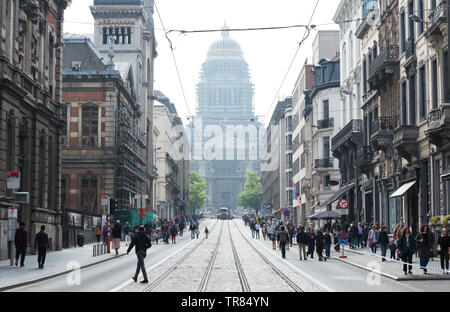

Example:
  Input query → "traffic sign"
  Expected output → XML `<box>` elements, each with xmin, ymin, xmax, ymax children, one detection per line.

<box><xmin>283</xmin><ymin>209</ymin><xmax>290</xmax><ymax>217</ymax></box>
<box><xmin>7</xmin><ymin>172</ymin><xmax>20</xmax><ymax>189</ymax></box>
<box><xmin>338</xmin><ymin>231</ymin><xmax>347</xmax><ymax>244</ymax></box>
<box><xmin>137</xmin><ymin>208</ymin><xmax>146</xmax><ymax>217</ymax></box>
<box><xmin>338</xmin><ymin>199</ymin><xmax>349</xmax><ymax>209</ymax></box>
<box><xmin>8</xmin><ymin>206</ymin><xmax>17</xmax><ymax>219</ymax></box>
<box><xmin>101</xmin><ymin>195</ymin><xmax>109</xmax><ymax>206</ymax></box>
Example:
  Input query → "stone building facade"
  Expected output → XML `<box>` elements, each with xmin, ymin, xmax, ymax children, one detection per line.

<box><xmin>0</xmin><ymin>0</ymin><xmax>71</xmax><ymax>260</ymax></box>
<box><xmin>90</xmin><ymin>0</ymin><xmax>157</xmax><ymax>212</ymax></box>
<box><xmin>61</xmin><ymin>35</ymin><xmax>149</xmax><ymax>246</ymax></box>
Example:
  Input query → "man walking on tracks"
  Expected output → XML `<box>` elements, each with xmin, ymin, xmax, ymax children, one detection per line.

<box><xmin>34</xmin><ymin>225</ymin><xmax>49</xmax><ymax>269</ymax></box>
<box><xmin>277</xmin><ymin>226</ymin><xmax>289</xmax><ymax>259</ymax></box>
<box><xmin>127</xmin><ymin>225</ymin><xmax>152</xmax><ymax>284</ymax></box>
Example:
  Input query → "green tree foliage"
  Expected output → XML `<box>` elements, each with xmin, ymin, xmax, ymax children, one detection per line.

<box><xmin>238</xmin><ymin>172</ymin><xmax>261</xmax><ymax>212</ymax></box>
<box><xmin>189</xmin><ymin>172</ymin><xmax>208</xmax><ymax>213</ymax></box>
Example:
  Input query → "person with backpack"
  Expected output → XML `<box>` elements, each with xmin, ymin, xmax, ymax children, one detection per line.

<box><xmin>34</xmin><ymin>225</ymin><xmax>49</xmax><ymax>269</ymax></box>
<box><xmin>277</xmin><ymin>226</ymin><xmax>289</xmax><ymax>259</ymax></box>
<box><xmin>127</xmin><ymin>225</ymin><xmax>152</xmax><ymax>283</ymax></box>
<box><xmin>270</xmin><ymin>224</ymin><xmax>277</xmax><ymax>250</ymax></box>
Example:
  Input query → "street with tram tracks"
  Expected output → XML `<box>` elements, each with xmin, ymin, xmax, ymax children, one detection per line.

<box><xmin>2</xmin><ymin>218</ymin><xmax>449</xmax><ymax>292</ymax></box>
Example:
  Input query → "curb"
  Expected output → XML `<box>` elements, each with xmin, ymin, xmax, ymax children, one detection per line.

<box><xmin>0</xmin><ymin>253</ymin><xmax>126</xmax><ymax>292</ymax></box>
<box><xmin>332</xmin><ymin>256</ymin><xmax>450</xmax><ymax>281</ymax></box>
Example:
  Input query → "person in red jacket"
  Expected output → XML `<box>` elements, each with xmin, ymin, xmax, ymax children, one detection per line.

<box><xmin>15</xmin><ymin>222</ymin><xmax>28</xmax><ymax>267</ymax></box>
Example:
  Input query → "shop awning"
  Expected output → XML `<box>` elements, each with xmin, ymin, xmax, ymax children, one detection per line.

<box><xmin>390</xmin><ymin>181</ymin><xmax>416</xmax><ymax>198</ymax></box>
<box><xmin>320</xmin><ymin>182</ymin><xmax>355</xmax><ymax>208</ymax></box>
<box><xmin>306</xmin><ymin>210</ymin><xmax>341</xmax><ymax>220</ymax></box>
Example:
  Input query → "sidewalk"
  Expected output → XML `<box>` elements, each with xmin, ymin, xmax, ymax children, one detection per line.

<box><xmin>0</xmin><ymin>241</ymin><xmax>128</xmax><ymax>291</ymax></box>
<box><xmin>332</xmin><ymin>245</ymin><xmax>450</xmax><ymax>281</ymax></box>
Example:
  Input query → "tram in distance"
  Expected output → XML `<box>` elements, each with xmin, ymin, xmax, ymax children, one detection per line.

<box><xmin>217</xmin><ymin>207</ymin><xmax>233</xmax><ymax>220</ymax></box>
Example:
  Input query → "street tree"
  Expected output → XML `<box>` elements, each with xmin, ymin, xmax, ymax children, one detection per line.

<box><xmin>237</xmin><ymin>172</ymin><xmax>261</xmax><ymax>213</ymax></box>
<box><xmin>189</xmin><ymin>172</ymin><xmax>208</xmax><ymax>214</ymax></box>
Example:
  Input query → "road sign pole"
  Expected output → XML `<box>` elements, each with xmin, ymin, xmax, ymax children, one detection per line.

<box><xmin>339</xmin><ymin>244</ymin><xmax>347</xmax><ymax>259</ymax></box>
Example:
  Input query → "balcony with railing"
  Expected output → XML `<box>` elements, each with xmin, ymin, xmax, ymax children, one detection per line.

<box><xmin>368</xmin><ymin>45</ymin><xmax>399</xmax><ymax>90</ymax></box>
<box><xmin>331</xmin><ymin>119</ymin><xmax>364</xmax><ymax>152</ymax></box>
<box><xmin>355</xmin><ymin>146</ymin><xmax>373</xmax><ymax>174</ymax></box>
<box><xmin>393</xmin><ymin>125</ymin><xmax>419</xmax><ymax>162</ymax></box>
<box><xmin>310</xmin><ymin>59</ymin><xmax>340</xmax><ymax>99</ymax></box>
<box><xmin>426</xmin><ymin>1</ymin><xmax>448</xmax><ymax>38</ymax></box>
<box><xmin>356</xmin><ymin>0</ymin><xmax>378</xmax><ymax>39</ymax></box>
<box><xmin>314</xmin><ymin>157</ymin><xmax>335</xmax><ymax>169</ymax></box>
<box><xmin>166</xmin><ymin>174</ymin><xmax>181</xmax><ymax>193</ymax></box>
<box><xmin>405</xmin><ymin>37</ymin><xmax>415</xmax><ymax>65</ymax></box>
<box><xmin>369</xmin><ymin>117</ymin><xmax>397</xmax><ymax>150</ymax></box>
<box><xmin>317</xmin><ymin>118</ymin><xmax>334</xmax><ymax>130</ymax></box>
<box><xmin>426</xmin><ymin>104</ymin><xmax>450</xmax><ymax>147</ymax></box>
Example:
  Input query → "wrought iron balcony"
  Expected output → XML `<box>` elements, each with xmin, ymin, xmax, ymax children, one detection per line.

<box><xmin>331</xmin><ymin>119</ymin><xmax>363</xmax><ymax>151</ymax></box>
<box><xmin>368</xmin><ymin>45</ymin><xmax>399</xmax><ymax>90</ymax></box>
<box><xmin>314</xmin><ymin>157</ymin><xmax>335</xmax><ymax>169</ymax></box>
<box><xmin>393</xmin><ymin>125</ymin><xmax>419</xmax><ymax>161</ymax></box>
<box><xmin>317</xmin><ymin>118</ymin><xmax>334</xmax><ymax>129</ymax></box>
<box><xmin>426</xmin><ymin>1</ymin><xmax>448</xmax><ymax>37</ymax></box>
<box><xmin>369</xmin><ymin>117</ymin><xmax>397</xmax><ymax>150</ymax></box>
<box><xmin>355</xmin><ymin>146</ymin><xmax>373</xmax><ymax>174</ymax></box>
<box><xmin>426</xmin><ymin>104</ymin><xmax>450</xmax><ymax>147</ymax></box>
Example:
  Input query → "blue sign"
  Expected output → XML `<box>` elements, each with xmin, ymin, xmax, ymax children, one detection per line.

<box><xmin>338</xmin><ymin>231</ymin><xmax>347</xmax><ymax>245</ymax></box>
<box><xmin>283</xmin><ymin>209</ymin><xmax>290</xmax><ymax>217</ymax></box>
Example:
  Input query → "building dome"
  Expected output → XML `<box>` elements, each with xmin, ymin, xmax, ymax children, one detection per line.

<box><xmin>207</xmin><ymin>25</ymin><xmax>243</xmax><ymax>58</ymax></box>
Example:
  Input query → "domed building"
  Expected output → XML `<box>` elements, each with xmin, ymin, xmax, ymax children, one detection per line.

<box><xmin>190</xmin><ymin>25</ymin><xmax>260</xmax><ymax>213</ymax></box>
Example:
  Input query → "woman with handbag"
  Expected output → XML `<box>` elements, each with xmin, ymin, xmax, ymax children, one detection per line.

<box><xmin>437</xmin><ymin>228</ymin><xmax>449</xmax><ymax>274</ymax></box>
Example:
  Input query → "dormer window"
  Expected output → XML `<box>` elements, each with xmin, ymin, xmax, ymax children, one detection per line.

<box><xmin>72</xmin><ymin>61</ymin><xmax>82</xmax><ymax>71</ymax></box>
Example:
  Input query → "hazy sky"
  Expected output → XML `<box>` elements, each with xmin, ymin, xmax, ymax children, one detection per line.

<box><xmin>64</xmin><ymin>0</ymin><xmax>340</xmax><ymax>125</ymax></box>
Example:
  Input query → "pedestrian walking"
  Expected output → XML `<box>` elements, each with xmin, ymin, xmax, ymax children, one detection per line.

<box><xmin>416</xmin><ymin>224</ymin><xmax>435</xmax><ymax>274</ymax></box>
<box><xmin>144</xmin><ymin>221</ymin><xmax>152</xmax><ymax>239</ymax></box>
<box><xmin>271</xmin><ymin>225</ymin><xmax>277</xmax><ymax>250</ymax></box>
<box><xmin>95</xmin><ymin>223</ymin><xmax>102</xmax><ymax>243</ymax></box>
<box><xmin>277</xmin><ymin>226</ymin><xmax>289</xmax><ymax>259</ymax></box>
<box><xmin>205</xmin><ymin>227</ymin><xmax>209</xmax><ymax>239</ymax></box>
<box><xmin>161</xmin><ymin>222</ymin><xmax>169</xmax><ymax>244</ymax></box>
<box><xmin>153</xmin><ymin>230</ymin><xmax>159</xmax><ymax>244</ymax></box>
<box><xmin>262</xmin><ymin>224</ymin><xmax>267</xmax><ymax>240</ymax></box>
<box><xmin>324</xmin><ymin>228</ymin><xmax>332</xmax><ymax>260</ymax></box>
<box><xmin>350</xmin><ymin>223</ymin><xmax>359</xmax><ymax>249</ymax></box>
<box><xmin>123</xmin><ymin>222</ymin><xmax>131</xmax><ymax>246</ymax></box>
<box><xmin>250</xmin><ymin>221</ymin><xmax>256</xmax><ymax>238</ymax></box>
<box><xmin>316</xmin><ymin>228</ymin><xmax>325</xmax><ymax>261</ymax></box>
<box><xmin>190</xmin><ymin>223</ymin><xmax>196</xmax><ymax>239</ymax></box>
<box><xmin>103</xmin><ymin>224</ymin><xmax>109</xmax><ymax>245</ymax></box>
<box><xmin>296</xmin><ymin>226</ymin><xmax>308</xmax><ymax>260</ymax></box>
<box><xmin>357</xmin><ymin>222</ymin><xmax>364</xmax><ymax>248</ymax></box>
<box><xmin>437</xmin><ymin>228</ymin><xmax>449</xmax><ymax>274</ymax></box>
<box><xmin>379</xmin><ymin>225</ymin><xmax>389</xmax><ymax>262</ymax></box>
<box><xmin>127</xmin><ymin>225</ymin><xmax>152</xmax><ymax>283</ymax></box>
<box><xmin>170</xmin><ymin>224</ymin><xmax>178</xmax><ymax>244</ymax></box>
<box><xmin>306</xmin><ymin>227</ymin><xmax>315</xmax><ymax>259</ymax></box>
<box><xmin>179</xmin><ymin>222</ymin><xmax>185</xmax><ymax>237</ymax></box>
<box><xmin>288</xmin><ymin>222</ymin><xmax>294</xmax><ymax>248</ymax></box>
<box><xmin>14</xmin><ymin>222</ymin><xmax>27</xmax><ymax>267</ymax></box>
<box><xmin>255</xmin><ymin>223</ymin><xmax>260</xmax><ymax>239</ymax></box>
<box><xmin>362</xmin><ymin>223</ymin><xmax>369</xmax><ymax>249</ymax></box>
<box><xmin>112</xmin><ymin>220</ymin><xmax>122</xmax><ymax>255</ymax></box>
<box><xmin>396</xmin><ymin>227</ymin><xmax>416</xmax><ymax>275</ymax></box>
<box><xmin>34</xmin><ymin>225</ymin><xmax>49</xmax><ymax>269</ymax></box>
<box><xmin>388</xmin><ymin>240</ymin><xmax>397</xmax><ymax>260</ymax></box>
<box><xmin>367</xmin><ymin>225</ymin><xmax>379</xmax><ymax>254</ymax></box>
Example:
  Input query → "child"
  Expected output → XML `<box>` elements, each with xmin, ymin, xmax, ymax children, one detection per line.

<box><xmin>388</xmin><ymin>240</ymin><xmax>396</xmax><ymax>260</ymax></box>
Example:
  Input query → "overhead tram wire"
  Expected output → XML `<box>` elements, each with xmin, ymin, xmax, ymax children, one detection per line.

<box><xmin>262</xmin><ymin>0</ymin><xmax>320</xmax><ymax>125</ymax></box>
<box><xmin>154</xmin><ymin>0</ymin><xmax>192</xmax><ymax>120</ymax></box>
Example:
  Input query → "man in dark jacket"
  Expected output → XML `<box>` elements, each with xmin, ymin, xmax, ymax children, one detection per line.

<box><xmin>14</xmin><ymin>222</ymin><xmax>28</xmax><ymax>267</ymax></box>
<box><xmin>296</xmin><ymin>226</ymin><xmax>308</xmax><ymax>260</ymax></box>
<box><xmin>316</xmin><ymin>229</ymin><xmax>325</xmax><ymax>261</ymax></box>
<box><xmin>127</xmin><ymin>225</ymin><xmax>152</xmax><ymax>283</ymax></box>
<box><xmin>277</xmin><ymin>226</ymin><xmax>289</xmax><ymax>259</ymax></box>
<box><xmin>161</xmin><ymin>222</ymin><xmax>169</xmax><ymax>244</ymax></box>
<box><xmin>34</xmin><ymin>225</ymin><xmax>49</xmax><ymax>268</ymax></box>
<box><xmin>144</xmin><ymin>221</ymin><xmax>152</xmax><ymax>239</ymax></box>
<box><xmin>350</xmin><ymin>224</ymin><xmax>359</xmax><ymax>249</ymax></box>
